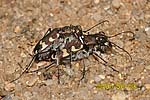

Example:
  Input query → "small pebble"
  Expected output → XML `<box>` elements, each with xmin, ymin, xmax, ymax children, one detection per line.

<box><xmin>104</xmin><ymin>5</ymin><xmax>111</xmax><ymax>11</ymax></box>
<box><xmin>145</xmin><ymin>65</ymin><xmax>150</xmax><ymax>70</ymax></box>
<box><xmin>14</xmin><ymin>26</ymin><xmax>21</xmax><ymax>33</ymax></box>
<box><xmin>112</xmin><ymin>92</ymin><xmax>127</xmax><ymax>100</ymax></box>
<box><xmin>20</xmin><ymin>52</ymin><xmax>27</xmax><ymax>57</ymax></box>
<box><xmin>99</xmin><ymin>75</ymin><xmax>105</xmax><ymax>79</ymax></box>
<box><xmin>112</xmin><ymin>0</ymin><xmax>121</xmax><ymax>9</ymax></box>
<box><xmin>37</xmin><ymin>71</ymin><xmax>42</xmax><ymax>75</ymax></box>
<box><xmin>145</xmin><ymin>27</ymin><xmax>150</xmax><ymax>38</ymax></box>
<box><xmin>93</xmin><ymin>90</ymin><xmax>98</xmax><ymax>94</ymax></box>
<box><xmin>4</xmin><ymin>82</ymin><xmax>15</xmax><ymax>92</ymax></box>
<box><xmin>75</xmin><ymin>63</ymin><xmax>80</xmax><ymax>68</ymax></box>
<box><xmin>90</xmin><ymin>80</ymin><xmax>94</xmax><ymax>84</ymax></box>
<box><xmin>94</xmin><ymin>75</ymin><xmax>105</xmax><ymax>83</ymax></box>
<box><xmin>145</xmin><ymin>84</ymin><xmax>150</xmax><ymax>90</ymax></box>
<box><xmin>141</xmin><ymin>86</ymin><xmax>146</xmax><ymax>91</ymax></box>
<box><xmin>94</xmin><ymin>0</ymin><xmax>99</xmax><ymax>4</ymax></box>
<box><xmin>118</xmin><ymin>73</ymin><xmax>123</xmax><ymax>80</ymax></box>
<box><xmin>94</xmin><ymin>76</ymin><xmax>101</xmax><ymax>83</ymax></box>
<box><xmin>50</xmin><ymin>13</ymin><xmax>54</xmax><ymax>17</ymax></box>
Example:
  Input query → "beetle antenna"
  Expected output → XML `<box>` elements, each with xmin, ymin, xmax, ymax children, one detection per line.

<box><xmin>111</xmin><ymin>42</ymin><xmax>132</xmax><ymax>61</ymax></box>
<box><xmin>93</xmin><ymin>53</ymin><xmax>119</xmax><ymax>73</ymax></box>
<box><xmin>108</xmin><ymin>31</ymin><xmax>134</xmax><ymax>38</ymax></box>
<box><xmin>83</xmin><ymin>20</ymin><xmax>109</xmax><ymax>33</ymax></box>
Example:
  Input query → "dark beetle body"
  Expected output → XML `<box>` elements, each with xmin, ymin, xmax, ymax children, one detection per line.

<box><xmin>54</xmin><ymin>32</ymin><xmax>113</xmax><ymax>64</ymax></box>
<box><xmin>33</xmin><ymin>31</ymin><xmax>112</xmax><ymax>65</ymax></box>
<box><xmin>33</xmin><ymin>25</ymin><xmax>85</xmax><ymax>62</ymax></box>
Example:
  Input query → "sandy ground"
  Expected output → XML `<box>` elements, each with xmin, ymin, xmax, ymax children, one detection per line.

<box><xmin>0</xmin><ymin>0</ymin><xmax>150</xmax><ymax>100</ymax></box>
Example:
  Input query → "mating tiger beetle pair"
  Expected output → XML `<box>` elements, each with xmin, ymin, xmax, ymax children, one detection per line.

<box><xmin>11</xmin><ymin>20</ymin><xmax>134</xmax><ymax>84</ymax></box>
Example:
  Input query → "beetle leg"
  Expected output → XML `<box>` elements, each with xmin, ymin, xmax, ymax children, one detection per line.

<box><xmin>79</xmin><ymin>59</ymin><xmax>86</xmax><ymax>81</ymax></box>
<box><xmin>55</xmin><ymin>51</ymin><xmax>61</xmax><ymax>84</ymax></box>
<box><xmin>69</xmin><ymin>49</ymin><xmax>72</xmax><ymax>68</ymax></box>
<box><xmin>93</xmin><ymin>52</ymin><xmax>119</xmax><ymax>73</ymax></box>
<box><xmin>44</xmin><ymin>28</ymin><xmax>51</xmax><ymax>36</ymax></box>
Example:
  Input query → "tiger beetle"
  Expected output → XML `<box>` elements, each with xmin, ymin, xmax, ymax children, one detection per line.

<box><xmin>10</xmin><ymin>20</ymin><xmax>109</xmax><ymax>83</ymax></box>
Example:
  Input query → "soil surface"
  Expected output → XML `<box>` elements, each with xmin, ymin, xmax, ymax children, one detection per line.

<box><xmin>0</xmin><ymin>0</ymin><xmax>150</xmax><ymax>100</ymax></box>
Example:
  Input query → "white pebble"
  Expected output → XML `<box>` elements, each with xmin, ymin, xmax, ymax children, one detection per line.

<box><xmin>145</xmin><ymin>84</ymin><xmax>150</xmax><ymax>90</ymax></box>
<box><xmin>94</xmin><ymin>0</ymin><xmax>99</xmax><ymax>4</ymax></box>
<box><xmin>94</xmin><ymin>75</ymin><xmax>105</xmax><ymax>82</ymax></box>
<box><xmin>145</xmin><ymin>27</ymin><xmax>150</xmax><ymax>38</ymax></box>
<box><xmin>145</xmin><ymin>65</ymin><xmax>150</xmax><ymax>70</ymax></box>
<box><xmin>99</xmin><ymin>75</ymin><xmax>105</xmax><ymax>79</ymax></box>
<box><xmin>112</xmin><ymin>0</ymin><xmax>121</xmax><ymax>9</ymax></box>
<box><xmin>112</xmin><ymin>92</ymin><xmax>127</xmax><ymax>100</ymax></box>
